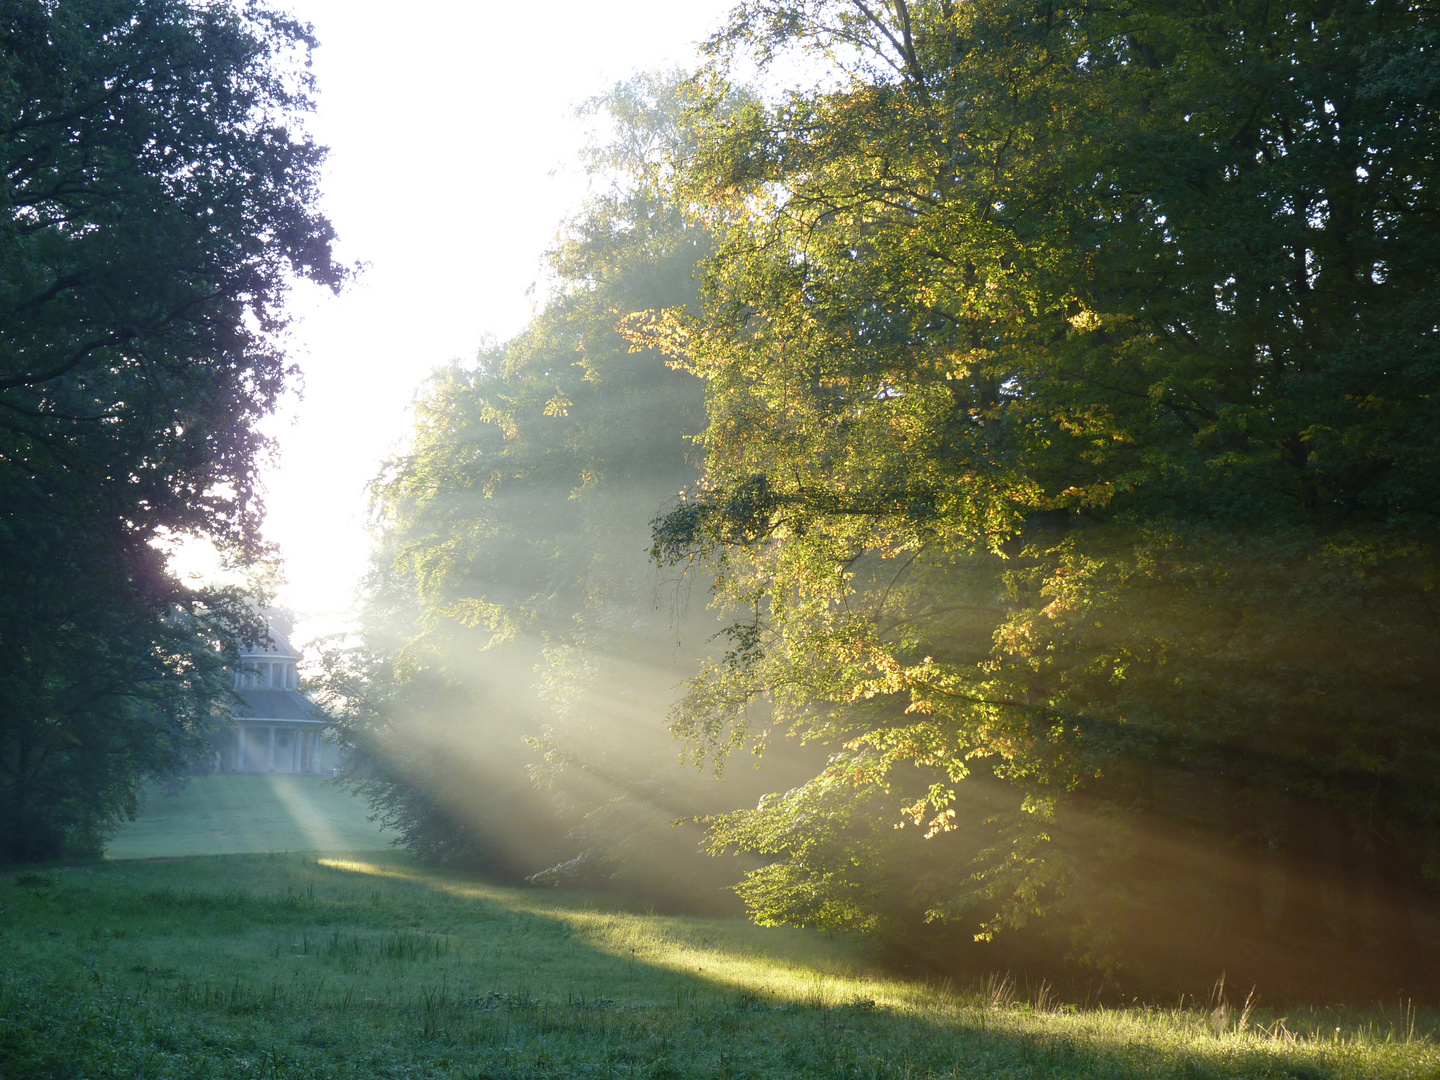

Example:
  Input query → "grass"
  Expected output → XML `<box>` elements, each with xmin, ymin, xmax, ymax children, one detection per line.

<box><xmin>2</xmin><ymin>854</ymin><xmax>1435</xmax><ymax>1079</ymax></box>
<box><xmin>105</xmin><ymin>774</ymin><xmax>388</xmax><ymax>858</ymax></box>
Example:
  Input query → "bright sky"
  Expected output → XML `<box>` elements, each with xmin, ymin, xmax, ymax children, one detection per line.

<box><xmin>232</xmin><ymin>1</ymin><xmax>740</xmax><ymax>646</ymax></box>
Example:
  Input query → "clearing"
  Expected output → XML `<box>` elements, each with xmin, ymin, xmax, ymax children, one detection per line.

<box><xmin>105</xmin><ymin>773</ymin><xmax>388</xmax><ymax>858</ymax></box>
<box><xmin>1</xmin><ymin>853</ymin><xmax>1433</xmax><ymax>1079</ymax></box>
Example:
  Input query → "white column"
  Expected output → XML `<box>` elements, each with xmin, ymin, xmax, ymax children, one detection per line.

<box><xmin>267</xmin><ymin>726</ymin><xmax>276</xmax><ymax>771</ymax></box>
<box><xmin>236</xmin><ymin>726</ymin><xmax>245</xmax><ymax>771</ymax></box>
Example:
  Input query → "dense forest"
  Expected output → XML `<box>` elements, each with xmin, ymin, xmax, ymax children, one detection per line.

<box><xmin>651</xmin><ymin>0</ymin><xmax>1440</xmax><ymax>997</ymax></box>
<box><xmin>341</xmin><ymin>2</ymin><xmax>1440</xmax><ymax>999</ymax></box>
<box><xmin>3</xmin><ymin>0</ymin><xmax>1437</xmax><ymax>1005</ymax></box>
<box><xmin>320</xmin><ymin>77</ymin><xmax>824</xmax><ymax>911</ymax></box>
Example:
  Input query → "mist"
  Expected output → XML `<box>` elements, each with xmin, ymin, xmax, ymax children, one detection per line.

<box><xmin>314</xmin><ymin>74</ymin><xmax>820</xmax><ymax>922</ymax></box>
<box><xmin>315</xmin><ymin>15</ymin><xmax>1440</xmax><ymax>1005</ymax></box>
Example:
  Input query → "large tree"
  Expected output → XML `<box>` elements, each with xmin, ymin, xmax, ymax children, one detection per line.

<box><xmin>0</xmin><ymin>0</ymin><xmax>342</xmax><ymax>860</ymax></box>
<box><xmin>648</xmin><ymin>0</ymin><xmax>1440</xmax><ymax>994</ymax></box>
<box><xmin>328</xmin><ymin>77</ymin><xmax>721</xmax><ymax>895</ymax></box>
<box><xmin>329</xmin><ymin>77</ymin><xmax>825</xmax><ymax>905</ymax></box>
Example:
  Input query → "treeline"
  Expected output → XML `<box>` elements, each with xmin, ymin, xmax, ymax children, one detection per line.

<box><xmin>324</xmin><ymin>79</ymin><xmax>820</xmax><ymax>912</ymax></box>
<box><xmin>349</xmin><ymin>1</ymin><xmax>1440</xmax><ymax>1000</ymax></box>
<box><xmin>0</xmin><ymin>0</ymin><xmax>342</xmax><ymax>861</ymax></box>
<box><xmin>646</xmin><ymin>0</ymin><xmax>1440</xmax><ymax>997</ymax></box>
<box><xmin>0</xmin><ymin>0</ymin><xmax>1422</xmax><ymax>1005</ymax></box>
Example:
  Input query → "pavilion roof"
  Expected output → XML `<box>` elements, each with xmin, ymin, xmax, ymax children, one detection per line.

<box><xmin>232</xmin><ymin>688</ymin><xmax>326</xmax><ymax>723</ymax></box>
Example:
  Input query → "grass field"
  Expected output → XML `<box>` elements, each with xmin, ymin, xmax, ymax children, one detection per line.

<box><xmin>2</xmin><ymin>854</ymin><xmax>1435</xmax><ymax>1079</ymax></box>
<box><xmin>105</xmin><ymin>774</ymin><xmax>389</xmax><ymax>858</ymax></box>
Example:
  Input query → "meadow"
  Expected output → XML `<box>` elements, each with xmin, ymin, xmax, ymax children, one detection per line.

<box><xmin>104</xmin><ymin>774</ymin><xmax>388</xmax><ymax>859</ymax></box>
<box><xmin>2</xmin><ymin>851</ymin><xmax>1435</xmax><ymax>1080</ymax></box>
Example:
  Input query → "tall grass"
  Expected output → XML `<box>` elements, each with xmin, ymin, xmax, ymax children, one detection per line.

<box><xmin>1</xmin><ymin>854</ymin><xmax>1433</xmax><ymax>1078</ymax></box>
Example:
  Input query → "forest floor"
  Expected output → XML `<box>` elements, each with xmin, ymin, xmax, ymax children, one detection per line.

<box><xmin>105</xmin><ymin>773</ymin><xmax>388</xmax><ymax>859</ymax></box>
<box><xmin>1</xmin><ymin>853</ymin><xmax>1434</xmax><ymax>1079</ymax></box>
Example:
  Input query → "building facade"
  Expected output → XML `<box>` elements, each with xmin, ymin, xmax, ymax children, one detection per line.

<box><xmin>224</xmin><ymin>628</ymin><xmax>332</xmax><ymax>774</ymax></box>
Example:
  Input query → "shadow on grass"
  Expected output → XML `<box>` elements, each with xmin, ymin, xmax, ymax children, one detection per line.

<box><xmin>0</xmin><ymin>853</ymin><xmax>1432</xmax><ymax>1079</ymax></box>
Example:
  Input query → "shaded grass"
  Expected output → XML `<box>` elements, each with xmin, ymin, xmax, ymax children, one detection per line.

<box><xmin>1</xmin><ymin>855</ymin><xmax>1434</xmax><ymax>1078</ymax></box>
<box><xmin>105</xmin><ymin>774</ymin><xmax>388</xmax><ymax>858</ymax></box>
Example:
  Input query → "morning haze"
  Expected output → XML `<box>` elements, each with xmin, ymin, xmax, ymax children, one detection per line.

<box><xmin>2</xmin><ymin>2</ymin><xmax>1438</xmax><ymax>1078</ymax></box>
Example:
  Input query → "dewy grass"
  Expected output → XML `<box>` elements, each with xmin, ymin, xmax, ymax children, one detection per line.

<box><xmin>1</xmin><ymin>854</ymin><xmax>1434</xmax><ymax>1079</ymax></box>
<box><xmin>104</xmin><ymin>774</ymin><xmax>388</xmax><ymax>858</ymax></box>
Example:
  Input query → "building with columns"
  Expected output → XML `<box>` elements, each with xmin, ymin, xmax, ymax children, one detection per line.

<box><xmin>225</xmin><ymin>626</ymin><xmax>332</xmax><ymax>774</ymax></box>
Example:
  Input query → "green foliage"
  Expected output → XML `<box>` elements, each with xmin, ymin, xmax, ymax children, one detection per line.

<box><xmin>0</xmin><ymin>0</ymin><xmax>343</xmax><ymax>860</ymax></box>
<box><xmin>327</xmin><ymin>76</ymin><xmax>769</xmax><ymax>896</ymax></box>
<box><xmin>648</xmin><ymin>0</ymin><xmax>1440</xmax><ymax>989</ymax></box>
<box><xmin>2</xmin><ymin>854</ymin><xmax>1436</xmax><ymax>1078</ymax></box>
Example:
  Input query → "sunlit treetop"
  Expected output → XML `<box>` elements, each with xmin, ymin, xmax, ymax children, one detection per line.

<box><xmin>642</xmin><ymin>0</ymin><xmax>1440</xmax><ymax>985</ymax></box>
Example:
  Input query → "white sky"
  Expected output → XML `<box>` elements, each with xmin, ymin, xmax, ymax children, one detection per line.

<box><xmin>227</xmin><ymin>0</ymin><xmax>740</xmax><ymax>646</ymax></box>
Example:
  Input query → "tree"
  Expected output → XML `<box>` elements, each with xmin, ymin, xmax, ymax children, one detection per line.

<box><xmin>0</xmin><ymin>0</ymin><xmax>343</xmax><ymax>860</ymax></box>
<box><xmin>648</xmin><ymin>0</ymin><xmax>1440</xmax><ymax>993</ymax></box>
<box><xmin>330</xmin><ymin>76</ymin><xmax>753</xmax><ymax>900</ymax></box>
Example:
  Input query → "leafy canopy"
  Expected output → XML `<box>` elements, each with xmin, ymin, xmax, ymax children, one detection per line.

<box><xmin>0</xmin><ymin>0</ymin><xmax>343</xmax><ymax>860</ymax></box>
<box><xmin>329</xmin><ymin>77</ymin><xmax>773</xmax><ymax>902</ymax></box>
<box><xmin>647</xmin><ymin>0</ymin><xmax>1440</xmax><ymax>991</ymax></box>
